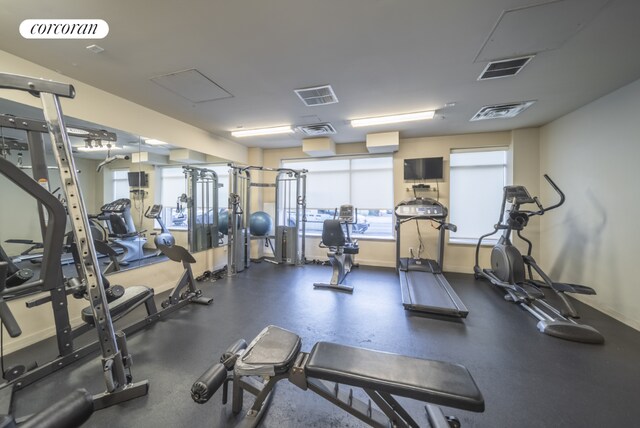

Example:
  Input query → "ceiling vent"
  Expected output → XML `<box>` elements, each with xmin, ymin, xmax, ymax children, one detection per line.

<box><xmin>470</xmin><ymin>101</ymin><xmax>535</xmax><ymax>121</ymax></box>
<box><xmin>294</xmin><ymin>85</ymin><xmax>338</xmax><ymax>106</ymax></box>
<box><xmin>478</xmin><ymin>56</ymin><xmax>534</xmax><ymax>80</ymax></box>
<box><xmin>296</xmin><ymin>122</ymin><xmax>337</xmax><ymax>136</ymax></box>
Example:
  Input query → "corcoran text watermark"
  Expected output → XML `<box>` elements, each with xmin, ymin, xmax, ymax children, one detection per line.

<box><xmin>19</xmin><ymin>19</ymin><xmax>109</xmax><ymax>39</ymax></box>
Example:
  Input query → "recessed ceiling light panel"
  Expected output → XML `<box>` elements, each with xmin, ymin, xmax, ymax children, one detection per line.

<box><xmin>231</xmin><ymin>126</ymin><xmax>293</xmax><ymax>138</ymax></box>
<box><xmin>77</xmin><ymin>145</ymin><xmax>122</xmax><ymax>152</ymax></box>
<box><xmin>351</xmin><ymin>110</ymin><xmax>436</xmax><ymax>128</ymax></box>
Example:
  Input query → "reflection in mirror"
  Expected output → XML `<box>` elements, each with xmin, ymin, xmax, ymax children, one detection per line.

<box><xmin>182</xmin><ymin>166</ymin><xmax>221</xmax><ymax>252</ymax></box>
<box><xmin>157</xmin><ymin>163</ymin><xmax>229</xmax><ymax>252</ymax></box>
<box><xmin>1</xmin><ymin>97</ymin><xmax>232</xmax><ymax>280</ymax></box>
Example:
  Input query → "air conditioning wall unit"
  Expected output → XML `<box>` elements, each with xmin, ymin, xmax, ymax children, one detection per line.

<box><xmin>303</xmin><ymin>137</ymin><xmax>336</xmax><ymax>157</ymax></box>
<box><xmin>366</xmin><ymin>131</ymin><xmax>399</xmax><ymax>153</ymax></box>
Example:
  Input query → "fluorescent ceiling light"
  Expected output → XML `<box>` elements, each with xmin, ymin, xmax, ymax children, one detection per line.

<box><xmin>231</xmin><ymin>126</ymin><xmax>293</xmax><ymax>138</ymax></box>
<box><xmin>77</xmin><ymin>146</ymin><xmax>122</xmax><ymax>152</ymax></box>
<box><xmin>351</xmin><ymin>110</ymin><xmax>436</xmax><ymax>128</ymax></box>
<box><xmin>144</xmin><ymin>138</ymin><xmax>168</xmax><ymax>146</ymax></box>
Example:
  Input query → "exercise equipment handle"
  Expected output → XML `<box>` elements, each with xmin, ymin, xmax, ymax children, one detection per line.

<box><xmin>21</xmin><ymin>388</ymin><xmax>94</xmax><ymax>428</ymax></box>
<box><xmin>540</xmin><ymin>174</ymin><xmax>565</xmax><ymax>214</ymax></box>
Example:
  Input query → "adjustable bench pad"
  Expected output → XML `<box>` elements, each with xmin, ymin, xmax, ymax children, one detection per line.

<box><xmin>305</xmin><ymin>341</ymin><xmax>484</xmax><ymax>412</ymax></box>
<box><xmin>235</xmin><ymin>325</ymin><xmax>302</xmax><ymax>376</ymax></box>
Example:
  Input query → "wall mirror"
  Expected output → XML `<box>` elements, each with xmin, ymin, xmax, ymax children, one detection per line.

<box><xmin>0</xmin><ymin>97</ymin><xmax>228</xmax><ymax>285</ymax></box>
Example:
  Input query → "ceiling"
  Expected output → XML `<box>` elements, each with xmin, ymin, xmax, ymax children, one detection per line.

<box><xmin>1</xmin><ymin>0</ymin><xmax>639</xmax><ymax>149</ymax></box>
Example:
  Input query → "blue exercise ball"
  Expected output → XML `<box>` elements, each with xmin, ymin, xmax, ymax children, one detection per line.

<box><xmin>250</xmin><ymin>211</ymin><xmax>272</xmax><ymax>236</ymax></box>
<box><xmin>218</xmin><ymin>209</ymin><xmax>229</xmax><ymax>235</ymax></box>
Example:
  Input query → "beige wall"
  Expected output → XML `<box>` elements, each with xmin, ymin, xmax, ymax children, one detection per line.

<box><xmin>262</xmin><ymin>130</ymin><xmax>540</xmax><ymax>271</ymax></box>
<box><xmin>511</xmin><ymin>128</ymin><xmax>541</xmax><ymax>260</ymax></box>
<box><xmin>540</xmin><ymin>77</ymin><xmax>640</xmax><ymax>330</ymax></box>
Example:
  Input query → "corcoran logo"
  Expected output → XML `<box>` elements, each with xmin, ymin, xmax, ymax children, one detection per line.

<box><xmin>19</xmin><ymin>19</ymin><xmax>109</xmax><ymax>39</ymax></box>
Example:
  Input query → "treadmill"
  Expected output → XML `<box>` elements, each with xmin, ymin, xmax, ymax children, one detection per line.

<box><xmin>395</xmin><ymin>197</ymin><xmax>468</xmax><ymax>318</ymax></box>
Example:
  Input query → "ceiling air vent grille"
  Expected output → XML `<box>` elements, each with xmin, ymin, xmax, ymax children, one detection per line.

<box><xmin>470</xmin><ymin>101</ymin><xmax>535</xmax><ymax>121</ymax></box>
<box><xmin>478</xmin><ymin>55</ymin><xmax>534</xmax><ymax>80</ymax></box>
<box><xmin>296</xmin><ymin>122</ymin><xmax>337</xmax><ymax>136</ymax></box>
<box><xmin>294</xmin><ymin>85</ymin><xmax>338</xmax><ymax>106</ymax></box>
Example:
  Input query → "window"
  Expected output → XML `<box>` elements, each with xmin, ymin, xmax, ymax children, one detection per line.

<box><xmin>449</xmin><ymin>148</ymin><xmax>507</xmax><ymax>244</ymax></box>
<box><xmin>158</xmin><ymin>164</ymin><xmax>229</xmax><ymax>230</ymax></box>
<box><xmin>160</xmin><ymin>166</ymin><xmax>187</xmax><ymax>230</ymax></box>
<box><xmin>111</xmin><ymin>169</ymin><xmax>130</xmax><ymax>202</ymax></box>
<box><xmin>282</xmin><ymin>156</ymin><xmax>394</xmax><ymax>238</ymax></box>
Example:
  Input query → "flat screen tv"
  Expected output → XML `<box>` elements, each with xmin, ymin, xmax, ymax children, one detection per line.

<box><xmin>128</xmin><ymin>171</ymin><xmax>148</xmax><ymax>187</ymax></box>
<box><xmin>403</xmin><ymin>157</ymin><xmax>443</xmax><ymax>180</ymax></box>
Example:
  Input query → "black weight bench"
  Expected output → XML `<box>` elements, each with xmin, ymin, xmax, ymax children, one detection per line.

<box><xmin>81</xmin><ymin>286</ymin><xmax>156</xmax><ymax>325</ymax></box>
<box><xmin>192</xmin><ymin>325</ymin><xmax>484</xmax><ymax>428</ymax></box>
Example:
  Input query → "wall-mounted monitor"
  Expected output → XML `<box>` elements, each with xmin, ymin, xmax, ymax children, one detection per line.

<box><xmin>128</xmin><ymin>171</ymin><xmax>148</xmax><ymax>187</ymax></box>
<box><xmin>403</xmin><ymin>157</ymin><xmax>443</xmax><ymax>180</ymax></box>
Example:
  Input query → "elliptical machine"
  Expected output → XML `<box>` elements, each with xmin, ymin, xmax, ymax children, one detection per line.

<box><xmin>144</xmin><ymin>204</ymin><xmax>175</xmax><ymax>248</ymax></box>
<box><xmin>474</xmin><ymin>175</ymin><xmax>603</xmax><ymax>344</ymax></box>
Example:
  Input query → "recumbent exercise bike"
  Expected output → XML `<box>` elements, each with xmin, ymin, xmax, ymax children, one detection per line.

<box><xmin>313</xmin><ymin>205</ymin><xmax>360</xmax><ymax>293</ymax></box>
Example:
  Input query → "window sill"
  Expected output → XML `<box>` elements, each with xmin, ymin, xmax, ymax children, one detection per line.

<box><xmin>166</xmin><ymin>227</ymin><xmax>188</xmax><ymax>232</ymax></box>
<box><xmin>305</xmin><ymin>233</ymin><xmax>395</xmax><ymax>242</ymax></box>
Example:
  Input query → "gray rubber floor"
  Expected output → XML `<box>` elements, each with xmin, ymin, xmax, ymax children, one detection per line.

<box><xmin>7</xmin><ymin>262</ymin><xmax>640</xmax><ymax>427</ymax></box>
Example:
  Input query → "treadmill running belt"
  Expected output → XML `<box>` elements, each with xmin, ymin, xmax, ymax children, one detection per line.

<box><xmin>400</xmin><ymin>267</ymin><xmax>468</xmax><ymax>318</ymax></box>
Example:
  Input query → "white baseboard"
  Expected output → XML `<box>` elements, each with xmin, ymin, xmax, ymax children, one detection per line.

<box><xmin>572</xmin><ymin>295</ymin><xmax>640</xmax><ymax>332</ymax></box>
<box><xmin>354</xmin><ymin>258</ymin><xmax>396</xmax><ymax>268</ymax></box>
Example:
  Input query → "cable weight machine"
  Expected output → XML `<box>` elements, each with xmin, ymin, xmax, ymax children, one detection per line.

<box><xmin>227</xmin><ymin>165</ymin><xmax>307</xmax><ymax>275</ymax></box>
<box><xmin>181</xmin><ymin>166</ymin><xmax>222</xmax><ymax>253</ymax></box>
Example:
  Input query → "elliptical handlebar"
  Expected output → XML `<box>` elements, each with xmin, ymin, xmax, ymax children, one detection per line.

<box><xmin>526</xmin><ymin>174</ymin><xmax>565</xmax><ymax>217</ymax></box>
<box><xmin>541</xmin><ymin>174</ymin><xmax>565</xmax><ymax>212</ymax></box>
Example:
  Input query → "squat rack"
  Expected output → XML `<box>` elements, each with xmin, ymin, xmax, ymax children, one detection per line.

<box><xmin>0</xmin><ymin>73</ymin><xmax>148</xmax><ymax>409</ymax></box>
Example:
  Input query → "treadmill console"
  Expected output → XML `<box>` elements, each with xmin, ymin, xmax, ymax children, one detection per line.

<box><xmin>395</xmin><ymin>198</ymin><xmax>447</xmax><ymax>219</ymax></box>
<box><xmin>338</xmin><ymin>204</ymin><xmax>355</xmax><ymax>223</ymax></box>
